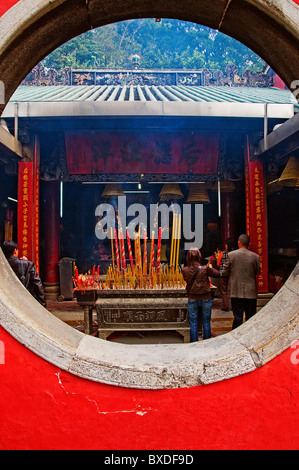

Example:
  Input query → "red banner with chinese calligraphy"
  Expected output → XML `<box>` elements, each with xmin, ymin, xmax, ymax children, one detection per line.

<box><xmin>244</xmin><ymin>139</ymin><xmax>268</xmax><ymax>293</ymax></box>
<box><xmin>33</xmin><ymin>137</ymin><xmax>40</xmax><ymax>273</ymax></box>
<box><xmin>18</xmin><ymin>162</ymin><xmax>34</xmax><ymax>261</ymax></box>
<box><xmin>65</xmin><ymin>130</ymin><xmax>220</xmax><ymax>175</ymax></box>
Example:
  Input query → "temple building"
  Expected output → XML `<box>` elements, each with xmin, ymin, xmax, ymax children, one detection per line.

<box><xmin>0</xmin><ymin>65</ymin><xmax>298</xmax><ymax>305</ymax></box>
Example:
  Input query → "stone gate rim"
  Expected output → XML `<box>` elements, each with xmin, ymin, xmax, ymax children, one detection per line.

<box><xmin>0</xmin><ymin>0</ymin><xmax>298</xmax><ymax>389</ymax></box>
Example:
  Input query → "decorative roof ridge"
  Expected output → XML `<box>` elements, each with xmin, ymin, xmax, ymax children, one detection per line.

<box><xmin>21</xmin><ymin>63</ymin><xmax>275</xmax><ymax>89</ymax></box>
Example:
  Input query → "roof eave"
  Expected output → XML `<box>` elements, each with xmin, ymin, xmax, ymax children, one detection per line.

<box><xmin>2</xmin><ymin>101</ymin><xmax>295</xmax><ymax>120</ymax></box>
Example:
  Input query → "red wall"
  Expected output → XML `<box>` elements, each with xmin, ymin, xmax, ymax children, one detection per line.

<box><xmin>0</xmin><ymin>0</ymin><xmax>299</xmax><ymax>451</ymax></box>
<box><xmin>0</xmin><ymin>325</ymin><xmax>299</xmax><ymax>450</ymax></box>
<box><xmin>0</xmin><ymin>0</ymin><xmax>19</xmax><ymax>15</ymax></box>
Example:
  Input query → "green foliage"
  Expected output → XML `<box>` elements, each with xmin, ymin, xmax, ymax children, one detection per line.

<box><xmin>43</xmin><ymin>19</ymin><xmax>265</xmax><ymax>73</ymax></box>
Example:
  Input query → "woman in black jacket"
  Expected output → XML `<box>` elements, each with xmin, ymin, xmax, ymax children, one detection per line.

<box><xmin>182</xmin><ymin>247</ymin><xmax>219</xmax><ymax>342</ymax></box>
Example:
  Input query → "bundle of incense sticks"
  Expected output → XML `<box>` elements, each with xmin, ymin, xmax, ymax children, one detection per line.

<box><xmin>74</xmin><ymin>268</ymin><xmax>102</xmax><ymax>290</ymax></box>
<box><xmin>103</xmin><ymin>264</ymin><xmax>185</xmax><ymax>290</ymax></box>
<box><xmin>74</xmin><ymin>216</ymin><xmax>185</xmax><ymax>291</ymax></box>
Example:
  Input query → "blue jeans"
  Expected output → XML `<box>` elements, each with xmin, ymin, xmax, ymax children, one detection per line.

<box><xmin>187</xmin><ymin>298</ymin><xmax>213</xmax><ymax>342</ymax></box>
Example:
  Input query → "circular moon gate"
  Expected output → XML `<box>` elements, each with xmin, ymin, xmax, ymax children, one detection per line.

<box><xmin>0</xmin><ymin>0</ymin><xmax>298</xmax><ymax>389</ymax></box>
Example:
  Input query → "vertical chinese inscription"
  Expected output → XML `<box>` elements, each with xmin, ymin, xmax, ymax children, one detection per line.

<box><xmin>245</xmin><ymin>139</ymin><xmax>269</xmax><ymax>293</ymax></box>
<box><xmin>18</xmin><ymin>162</ymin><xmax>34</xmax><ymax>260</ymax></box>
<box><xmin>33</xmin><ymin>137</ymin><xmax>40</xmax><ymax>273</ymax></box>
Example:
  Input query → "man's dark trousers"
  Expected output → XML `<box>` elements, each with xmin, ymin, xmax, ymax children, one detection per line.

<box><xmin>231</xmin><ymin>298</ymin><xmax>257</xmax><ymax>329</ymax></box>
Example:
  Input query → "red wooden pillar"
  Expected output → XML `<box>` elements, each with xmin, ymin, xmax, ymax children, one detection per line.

<box><xmin>43</xmin><ymin>181</ymin><xmax>60</xmax><ymax>300</ymax></box>
<box><xmin>244</xmin><ymin>137</ymin><xmax>269</xmax><ymax>293</ymax></box>
<box><xmin>221</xmin><ymin>192</ymin><xmax>237</xmax><ymax>246</ymax></box>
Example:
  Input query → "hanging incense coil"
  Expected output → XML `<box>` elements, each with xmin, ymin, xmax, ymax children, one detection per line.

<box><xmin>279</xmin><ymin>156</ymin><xmax>299</xmax><ymax>187</ymax></box>
<box><xmin>186</xmin><ymin>183</ymin><xmax>210</xmax><ymax>203</ymax></box>
<box><xmin>211</xmin><ymin>180</ymin><xmax>236</xmax><ymax>192</ymax></box>
<box><xmin>102</xmin><ymin>183</ymin><xmax>125</xmax><ymax>197</ymax></box>
<box><xmin>266</xmin><ymin>176</ymin><xmax>284</xmax><ymax>194</ymax></box>
<box><xmin>159</xmin><ymin>183</ymin><xmax>184</xmax><ymax>201</ymax></box>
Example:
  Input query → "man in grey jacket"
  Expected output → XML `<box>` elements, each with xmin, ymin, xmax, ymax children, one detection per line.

<box><xmin>222</xmin><ymin>234</ymin><xmax>261</xmax><ymax>329</ymax></box>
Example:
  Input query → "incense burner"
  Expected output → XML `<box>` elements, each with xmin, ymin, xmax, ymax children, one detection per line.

<box><xmin>95</xmin><ymin>288</ymin><xmax>190</xmax><ymax>342</ymax></box>
<box><xmin>75</xmin><ymin>288</ymin><xmax>193</xmax><ymax>342</ymax></box>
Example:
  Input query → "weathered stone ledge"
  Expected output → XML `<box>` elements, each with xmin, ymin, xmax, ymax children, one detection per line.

<box><xmin>0</xmin><ymin>249</ymin><xmax>297</xmax><ymax>389</ymax></box>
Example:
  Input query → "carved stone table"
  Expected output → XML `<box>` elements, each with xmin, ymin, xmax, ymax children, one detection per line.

<box><xmin>95</xmin><ymin>289</ymin><xmax>191</xmax><ymax>342</ymax></box>
<box><xmin>74</xmin><ymin>289</ymin><xmax>97</xmax><ymax>335</ymax></box>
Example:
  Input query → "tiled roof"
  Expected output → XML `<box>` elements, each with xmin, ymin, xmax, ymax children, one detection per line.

<box><xmin>9</xmin><ymin>85</ymin><xmax>297</xmax><ymax>104</ymax></box>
